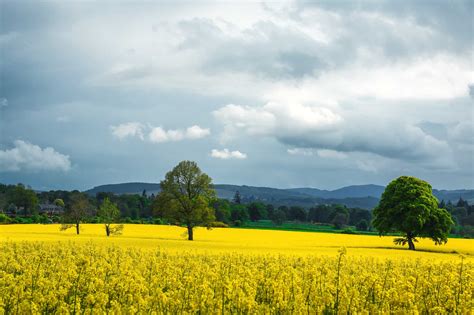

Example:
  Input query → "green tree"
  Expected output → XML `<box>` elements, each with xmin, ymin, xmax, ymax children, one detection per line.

<box><xmin>270</xmin><ymin>208</ymin><xmax>286</xmax><ymax>225</ymax></box>
<box><xmin>98</xmin><ymin>197</ymin><xmax>123</xmax><ymax>236</ymax></box>
<box><xmin>230</xmin><ymin>204</ymin><xmax>249</xmax><ymax>225</ymax></box>
<box><xmin>7</xmin><ymin>184</ymin><xmax>39</xmax><ymax>215</ymax></box>
<box><xmin>60</xmin><ymin>192</ymin><xmax>92</xmax><ymax>235</ymax></box>
<box><xmin>248</xmin><ymin>202</ymin><xmax>267</xmax><ymax>221</ymax></box>
<box><xmin>332</xmin><ymin>212</ymin><xmax>348</xmax><ymax>229</ymax></box>
<box><xmin>155</xmin><ymin>161</ymin><xmax>216</xmax><ymax>240</ymax></box>
<box><xmin>373</xmin><ymin>176</ymin><xmax>454</xmax><ymax>250</ymax></box>
<box><xmin>233</xmin><ymin>191</ymin><xmax>242</xmax><ymax>204</ymax></box>
<box><xmin>355</xmin><ymin>219</ymin><xmax>369</xmax><ymax>231</ymax></box>
<box><xmin>53</xmin><ymin>198</ymin><xmax>65</xmax><ymax>208</ymax></box>
<box><xmin>212</xmin><ymin>199</ymin><xmax>231</xmax><ymax>223</ymax></box>
<box><xmin>288</xmin><ymin>206</ymin><xmax>306</xmax><ymax>222</ymax></box>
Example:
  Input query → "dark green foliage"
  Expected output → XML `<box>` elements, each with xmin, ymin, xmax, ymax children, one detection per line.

<box><xmin>61</xmin><ymin>192</ymin><xmax>93</xmax><ymax>235</ymax></box>
<box><xmin>456</xmin><ymin>197</ymin><xmax>469</xmax><ymax>208</ymax></box>
<box><xmin>270</xmin><ymin>208</ymin><xmax>286</xmax><ymax>225</ymax></box>
<box><xmin>248</xmin><ymin>202</ymin><xmax>267</xmax><ymax>221</ymax></box>
<box><xmin>348</xmin><ymin>208</ymin><xmax>371</xmax><ymax>226</ymax></box>
<box><xmin>341</xmin><ymin>227</ymin><xmax>356</xmax><ymax>234</ymax></box>
<box><xmin>287</xmin><ymin>206</ymin><xmax>306</xmax><ymax>221</ymax></box>
<box><xmin>232</xmin><ymin>191</ymin><xmax>242</xmax><ymax>204</ymax></box>
<box><xmin>212</xmin><ymin>199</ymin><xmax>231</xmax><ymax>223</ymax></box>
<box><xmin>356</xmin><ymin>219</ymin><xmax>369</xmax><ymax>231</ymax></box>
<box><xmin>231</xmin><ymin>204</ymin><xmax>249</xmax><ymax>224</ymax></box>
<box><xmin>373</xmin><ymin>176</ymin><xmax>454</xmax><ymax>250</ymax></box>
<box><xmin>308</xmin><ymin>205</ymin><xmax>332</xmax><ymax>223</ymax></box>
<box><xmin>6</xmin><ymin>184</ymin><xmax>39</xmax><ymax>215</ymax></box>
<box><xmin>332</xmin><ymin>212</ymin><xmax>348</xmax><ymax>229</ymax></box>
<box><xmin>155</xmin><ymin>161</ymin><xmax>216</xmax><ymax>240</ymax></box>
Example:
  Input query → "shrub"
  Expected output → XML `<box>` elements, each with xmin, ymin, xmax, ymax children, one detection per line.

<box><xmin>209</xmin><ymin>221</ymin><xmax>229</xmax><ymax>228</ymax></box>
<box><xmin>341</xmin><ymin>228</ymin><xmax>356</xmax><ymax>234</ymax></box>
<box><xmin>0</xmin><ymin>213</ymin><xmax>11</xmax><ymax>224</ymax></box>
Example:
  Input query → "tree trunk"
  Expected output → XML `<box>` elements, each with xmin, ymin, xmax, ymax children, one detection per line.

<box><xmin>106</xmin><ymin>225</ymin><xmax>110</xmax><ymax>237</ymax></box>
<box><xmin>75</xmin><ymin>222</ymin><xmax>80</xmax><ymax>235</ymax></box>
<box><xmin>187</xmin><ymin>225</ymin><xmax>193</xmax><ymax>241</ymax></box>
<box><xmin>407</xmin><ymin>237</ymin><xmax>415</xmax><ymax>250</ymax></box>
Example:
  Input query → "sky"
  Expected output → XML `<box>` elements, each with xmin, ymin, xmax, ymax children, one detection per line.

<box><xmin>0</xmin><ymin>0</ymin><xmax>473</xmax><ymax>191</ymax></box>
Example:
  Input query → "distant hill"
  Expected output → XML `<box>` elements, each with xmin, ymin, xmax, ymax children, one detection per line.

<box><xmin>86</xmin><ymin>182</ymin><xmax>161</xmax><ymax>196</ymax></box>
<box><xmin>85</xmin><ymin>182</ymin><xmax>474</xmax><ymax>210</ymax></box>
<box><xmin>287</xmin><ymin>184</ymin><xmax>385</xmax><ymax>199</ymax></box>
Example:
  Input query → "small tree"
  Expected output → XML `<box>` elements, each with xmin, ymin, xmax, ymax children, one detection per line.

<box><xmin>60</xmin><ymin>192</ymin><xmax>91</xmax><ymax>235</ymax></box>
<box><xmin>98</xmin><ymin>197</ymin><xmax>123</xmax><ymax>236</ymax></box>
<box><xmin>155</xmin><ymin>161</ymin><xmax>216</xmax><ymax>240</ymax></box>
<box><xmin>53</xmin><ymin>198</ymin><xmax>65</xmax><ymax>208</ymax></box>
<box><xmin>373</xmin><ymin>176</ymin><xmax>454</xmax><ymax>250</ymax></box>
<box><xmin>332</xmin><ymin>213</ymin><xmax>348</xmax><ymax>229</ymax></box>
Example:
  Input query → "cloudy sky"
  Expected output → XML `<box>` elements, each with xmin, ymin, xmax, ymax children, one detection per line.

<box><xmin>0</xmin><ymin>0</ymin><xmax>473</xmax><ymax>191</ymax></box>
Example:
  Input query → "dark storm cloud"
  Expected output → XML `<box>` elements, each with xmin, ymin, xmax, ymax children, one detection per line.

<box><xmin>0</xmin><ymin>1</ymin><xmax>472</xmax><ymax>190</ymax></box>
<box><xmin>178</xmin><ymin>19</ymin><xmax>327</xmax><ymax>79</ymax></box>
<box><xmin>296</xmin><ymin>0</ymin><xmax>473</xmax><ymax>48</ymax></box>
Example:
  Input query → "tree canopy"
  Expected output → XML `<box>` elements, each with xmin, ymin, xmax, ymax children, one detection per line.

<box><xmin>155</xmin><ymin>161</ymin><xmax>216</xmax><ymax>240</ymax></box>
<box><xmin>373</xmin><ymin>176</ymin><xmax>454</xmax><ymax>250</ymax></box>
<box><xmin>98</xmin><ymin>197</ymin><xmax>123</xmax><ymax>236</ymax></box>
<box><xmin>60</xmin><ymin>192</ymin><xmax>92</xmax><ymax>235</ymax></box>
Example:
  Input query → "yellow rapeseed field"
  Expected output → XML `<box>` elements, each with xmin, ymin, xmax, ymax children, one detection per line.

<box><xmin>0</xmin><ymin>224</ymin><xmax>473</xmax><ymax>313</ymax></box>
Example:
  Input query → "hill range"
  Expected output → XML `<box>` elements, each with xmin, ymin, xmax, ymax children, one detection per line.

<box><xmin>85</xmin><ymin>182</ymin><xmax>474</xmax><ymax>210</ymax></box>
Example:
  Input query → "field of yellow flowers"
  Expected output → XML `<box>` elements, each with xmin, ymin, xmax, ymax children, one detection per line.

<box><xmin>0</xmin><ymin>224</ymin><xmax>473</xmax><ymax>313</ymax></box>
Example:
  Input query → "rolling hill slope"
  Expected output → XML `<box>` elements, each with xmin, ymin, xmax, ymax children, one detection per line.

<box><xmin>85</xmin><ymin>182</ymin><xmax>474</xmax><ymax>210</ymax></box>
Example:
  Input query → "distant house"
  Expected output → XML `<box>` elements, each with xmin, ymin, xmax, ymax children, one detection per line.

<box><xmin>39</xmin><ymin>203</ymin><xmax>64</xmax><ymax>216</ymax></box>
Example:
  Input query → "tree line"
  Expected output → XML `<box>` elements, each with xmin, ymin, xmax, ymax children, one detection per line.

<box><xmin>1</xmin><ymin>161</ymin><xmax>473</xmax><ymax>244</ymax></box>
<box><xmin>0</xmin><ymin>183</ymin><xmax>372</xmax><ymax>229</ymax></box>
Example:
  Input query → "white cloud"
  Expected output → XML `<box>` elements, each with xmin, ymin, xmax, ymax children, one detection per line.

<box><xmin>0</xmin><ymin>140</ymin><xmax>71</xmax><ymax>172</ymax></box>
<box><xmin>263</xmin><ymin>55</ymin><xmax>472</xmax><ymax>105</ymax></box>
<box><xmin>110</xmin><ymin>122</ymin><xmax>145</xmax><ymax>140</ymax></box>
<box><xmin>185</xmin><ymin>125</ymin><xmax>211</xmax><ymax>139</ymax></box>
<box><xmin>148</xmin><ymin>125</ymin><xmax>210</xmax><ymax>143</ymax></box>
<box><xmin>214</xmin><ymin>101</ymin><xmax>453</xmax><ymax>167</ymax></box>
<box><xmin>111</xmin><ymin>122</ymin><xmax>210</xmax><ymax>143</ymax></box>
<box><xmin>213</xmin><ymin>102</ymin><xmax>342</xmax><ymax>143</ymax></box>
<box><xmin>211</xmin><ymin>149</ymin><xmax>247</xmax><ymax>160</ymax></box>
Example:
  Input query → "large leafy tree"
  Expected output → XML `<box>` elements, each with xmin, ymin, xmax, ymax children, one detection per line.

<box><xmin>155</xmin><ymin>161</ymin><xmax>216</xmax><ymax>240</ymax></box>
<box><xmin>98</xmin><ymin>197</ymin><xmax>123</xmax><ymax>237</ymax></box>
<box><xmin>60</xmin><ymin>192</ymin><xmax>92</xmax><ymax>235</ymax></box>
<box><xmin>373</xmin><ymin>176</ymin><xmax>454</xmax><ymax>250</ymax></box>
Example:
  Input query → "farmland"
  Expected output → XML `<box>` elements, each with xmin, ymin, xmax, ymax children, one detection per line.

<box><xmin>0</xmin><ymin>224</ymin><xmax>473</xmax><ymax>313</ymax></box>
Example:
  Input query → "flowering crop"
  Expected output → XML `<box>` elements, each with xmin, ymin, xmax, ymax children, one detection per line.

<box><xmin>0</xmin><ymin>224</ymin><xmax>473</xmax><ymax>313</ymax></box>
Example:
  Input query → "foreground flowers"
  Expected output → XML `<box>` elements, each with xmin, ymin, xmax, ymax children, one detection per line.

<box><xmin>0</xmin><ymin>241</ymin><xmax>472</xmax><ymax>314</ymax></box>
